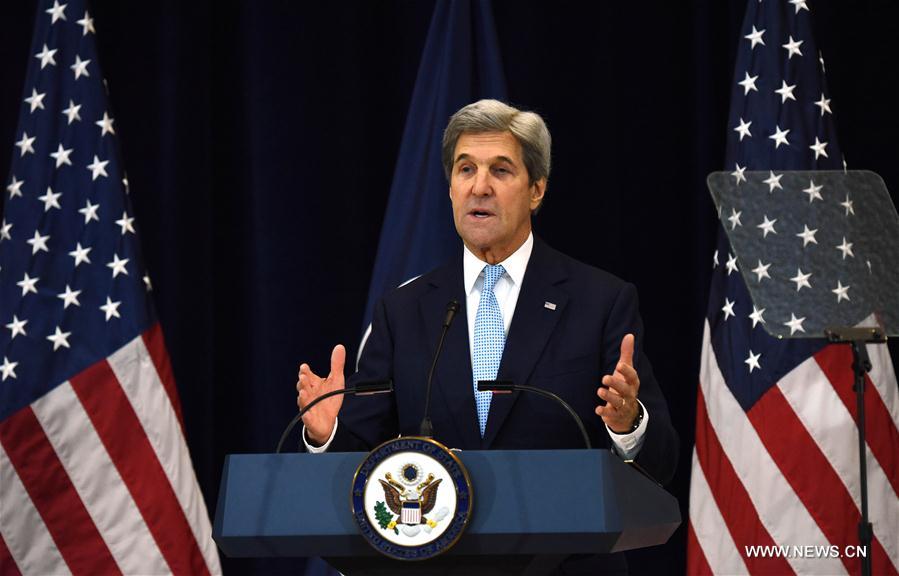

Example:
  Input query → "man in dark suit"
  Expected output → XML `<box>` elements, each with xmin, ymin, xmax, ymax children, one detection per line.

<box><xmin>296</xmin><ymin>101</ymin><xmax>678</xmax><ymax>556</ymax></box>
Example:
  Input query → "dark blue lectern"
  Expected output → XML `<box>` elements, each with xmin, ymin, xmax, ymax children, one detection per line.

<box><xmin>213</xmin><ymin>450</ymin><xmax>680</xmax><ymax>575</ymax></box>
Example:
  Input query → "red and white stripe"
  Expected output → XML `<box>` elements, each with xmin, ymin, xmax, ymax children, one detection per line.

<box><xmin>0</xmin><ymin>442</ymin><xmax>69</xmax><ymax>576</ymax></box>
<box><xmin>688</xmin><ymin>321</ymin><xmax>899</xmax><ymax>575</ymax></box>
<box><xmin>0</xmin><ymin>325</ymin><xmax>221</xmax><ymax>575</ymax></box>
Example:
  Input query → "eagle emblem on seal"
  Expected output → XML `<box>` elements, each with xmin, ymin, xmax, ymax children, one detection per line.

<box><xmin>373</xmin><ymin>465</ymin><xmax>448</xmax><ymax>535</ymax></box>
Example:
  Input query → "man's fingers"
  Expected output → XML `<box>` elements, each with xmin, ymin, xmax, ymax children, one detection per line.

<box><xmin>617</xmin><ymin>362</ymin><xmax>637</xmax><ymax>381</ymax></box>
<box><xmin>602</xmin><ymin>373</ymin><xmax>630</xmax><ymax>397</ymax></box>
<box><xmin>299</xmin><ymin>363</ymin><xmax>319</xmax><ymax>383</ymax></box>
<box><xmin>597</xmin><ymin>385</ymin><xmax>628</xmax><ymax>413</ymax></box>
<box><xmin>597</xmin><ymin>386</ymin><xmax>617</xmax><ymax>403</ymax></box>
<box><xmin>619</xmin><ymin>333</ymin><xmax>635</xmax><ymax>367</ymax></box>
<box><xmin>298</xmin><ymin>363</ymin><xmax>327</xmax><ymax>398</ymax></box>
<box><xmin>298</xmin><ymin>386</ymin><xmax>312</xmax><ymax>409</ymax></box>
<box><xmin>329</xmin><ymin>344</ymin><xmax>346</xmax><ymax>380</ymax></box>
<box><xmin>595</xmin><ymin>401</ymin><xmax>621</xmax><ymax>417</ymax></box>
<box><xmin>298</xmin><ymin>370</ymin><xmax>316</xmax><ymax>387</ymax></box>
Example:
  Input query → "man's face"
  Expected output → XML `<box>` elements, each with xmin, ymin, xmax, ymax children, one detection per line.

<box><xmin>449</xmin><ymin>131</ymin><xmax>546</xmax><ymax>263</ymax></box>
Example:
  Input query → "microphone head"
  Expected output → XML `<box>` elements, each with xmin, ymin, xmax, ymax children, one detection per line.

<box><xmin>353</xmin><ymin>379</ymin><xmax>394</xmax><ymax>395</ymax></box>
<box><xmin>443</xmin><ymin>299</ymin><xmax>461</xmax><ymax>327</ymax></box>
<box><xmin>477</xmin><ymin>380</ymin><xmax>515</xmax><ymax>394</ymax></box>
<box><xmin>419</xmin><ymin>416</ymin><xmax>434</xmax><ymax>438</ymax></box>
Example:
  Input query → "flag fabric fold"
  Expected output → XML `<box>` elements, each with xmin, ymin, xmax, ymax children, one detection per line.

<box><xmin>687</xmin><ymin>2</ymin><xmax>899</xmax><ymax>574</ymax></box>
<box><xmin>0</xmin><ymin>1</ymin><xmax>221</xmax><ymax>574</ymax></box>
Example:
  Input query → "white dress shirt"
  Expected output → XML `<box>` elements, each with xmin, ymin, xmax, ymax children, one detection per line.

<box><xmin>461</xmin><ymin>232</ymin><xmax>532</xmax><ymax>358</ymax></box>
<box><xmin>306</xmin><ymin>232</ymin><xmax>649</xmax><ymax>457</ymax></box>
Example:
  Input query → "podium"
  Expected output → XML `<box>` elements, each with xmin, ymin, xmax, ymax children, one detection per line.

<box><xmin>213</xmin><ymin>449</ymin><xmax>681</xmax><ymax>575</ymax></box>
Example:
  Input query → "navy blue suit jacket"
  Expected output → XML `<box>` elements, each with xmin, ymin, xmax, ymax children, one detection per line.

<box><xmin>331</xmin><ymin>237</ymin><xmax>678</xmax><ymax>486</ymax></box>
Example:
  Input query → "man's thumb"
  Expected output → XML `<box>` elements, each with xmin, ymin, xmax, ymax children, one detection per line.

<box><xmin>619</xmin><ymin>334</ymin><xmax>635</xmax><ymax>367</ymax></box>
<box><xmin>329</xmin><ymin>344</ymin><xmax>346</xmax><ymax>380</ymax></box>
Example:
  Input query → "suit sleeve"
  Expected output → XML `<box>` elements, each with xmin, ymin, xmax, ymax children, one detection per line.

<box><xmin>602</xmin><ymin>282</ymin><xmax>679</xmax><ymax>485</ymax></box>
<box><xmin>327</xmin><ymin>297</ymin><xmax>400</xmax><ymax>452</ymax></box>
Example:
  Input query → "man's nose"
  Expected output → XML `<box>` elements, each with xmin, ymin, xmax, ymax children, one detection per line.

<box><xmin>472</xmin><ymin>170</ymin><xmax>492</xmax><ymax>196</ymax></box>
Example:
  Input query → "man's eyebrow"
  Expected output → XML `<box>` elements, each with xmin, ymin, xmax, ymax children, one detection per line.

<box><xmin>453</xmin><ymin>153</ymin><xmax>518</xmax><ymax>165</ymax></box>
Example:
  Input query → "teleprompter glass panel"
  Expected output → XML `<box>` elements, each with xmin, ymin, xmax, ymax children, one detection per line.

<box><xmin>707</xmin><ymin>170</ymin><xmax>899</xmax><ymax>338</ymax></box>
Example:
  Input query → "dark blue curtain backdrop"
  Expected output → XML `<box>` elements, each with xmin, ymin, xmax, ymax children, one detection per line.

<box><xmin>1</xmin><ymin>1</ymin><xmax>897</xmax><ymax>574</ymax></box>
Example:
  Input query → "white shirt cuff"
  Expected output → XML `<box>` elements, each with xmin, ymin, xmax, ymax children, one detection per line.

<box><xmin>302</xmin><ymin>420</ymin><xmax>338</xmax><ymax>453</ymax></box>
<box><xmin>606</xmin><ymin>400</ymin><xmax>649</xmax><ymax>460</ymax></box>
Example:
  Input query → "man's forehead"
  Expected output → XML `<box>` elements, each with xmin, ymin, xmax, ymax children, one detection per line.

<box><xmin>453</xmin><ymin>131</ymin><xmax>522</xmax><ymax>163</ymax></box>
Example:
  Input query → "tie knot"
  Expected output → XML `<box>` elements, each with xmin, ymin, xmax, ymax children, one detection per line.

<box><xmin>482</xmin><ymin>264</ymin><xmax>505</xmax><ymax>292</ymax></box>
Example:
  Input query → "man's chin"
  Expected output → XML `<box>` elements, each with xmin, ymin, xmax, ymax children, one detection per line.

<box><xmin>459</xmin><ymin>231</ymin><xmax>498</xmax><ymax>252</ymax></box>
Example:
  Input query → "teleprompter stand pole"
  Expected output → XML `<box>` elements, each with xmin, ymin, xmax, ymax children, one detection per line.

<box><xmin>824</xmin><ymin>326</ymin><xmax>886</xmax><ymax>576</ymax></box>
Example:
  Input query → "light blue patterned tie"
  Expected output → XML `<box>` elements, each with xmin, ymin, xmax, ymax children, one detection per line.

<box><xmin>472</xmin><ymin>264</ymin><xmax>506</xmax><ymax>437</ymax></box>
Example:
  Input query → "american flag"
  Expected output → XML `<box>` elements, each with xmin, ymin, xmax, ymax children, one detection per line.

<box><xmin>687</xmin><ymin>1</ymin><xmax>899</xmax><ymax>575</ymax></box>
<box><xmin>0</xmin><ymin>1</ymin><xmax>221</xmax><ymax>574</ymax></box>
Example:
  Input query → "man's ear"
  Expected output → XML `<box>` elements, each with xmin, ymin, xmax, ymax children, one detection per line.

<box><xmin>530</xmin><ymin>178</ymin><xmax>547</xmax><ymax>211</ymax></box>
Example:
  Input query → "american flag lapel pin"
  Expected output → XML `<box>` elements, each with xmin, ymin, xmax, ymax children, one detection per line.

<box><xmin>544</xmin><ymin>301</ymin><xmax>557</xmax><ymax>311</ymax></box>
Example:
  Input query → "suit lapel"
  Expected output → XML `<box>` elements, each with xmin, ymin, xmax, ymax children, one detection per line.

<box><xmin>419</xmin><ymin>262</ymin><xmax>481</xmax><ymax>449</ymax></box>
<box><xmin>482</xmin><ymin>239</ymin><xmax>569</xmax><ymax>448</ymax></box>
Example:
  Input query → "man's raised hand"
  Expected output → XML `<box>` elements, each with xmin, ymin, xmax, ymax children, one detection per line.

<box><xmin>595</xmin><ymin>334</ymin><xmax>641</xmax><ymax>433</ymax></box>
<box><xmin>296</xmin><ymin>344</ymin><xmax>346</xmax><ymax>445</ymax></box>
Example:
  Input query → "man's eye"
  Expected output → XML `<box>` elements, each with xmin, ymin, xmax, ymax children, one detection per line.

<box><xmin>459</xmin><ymin>165</ymin><xmax>473</xmax><ymax>174</ymax></box>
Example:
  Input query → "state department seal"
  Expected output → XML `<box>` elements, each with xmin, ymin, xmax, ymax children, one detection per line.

<box><xmin>351</xmin><ymin>437</ymin><xmax>472</xmax><ymax>561</ymax></box>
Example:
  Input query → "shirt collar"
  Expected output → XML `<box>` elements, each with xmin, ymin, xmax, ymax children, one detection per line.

<box><xmin>463</xmin><ymin>232</ymin><xmax>534</xmax><ymax>295</ymax></box>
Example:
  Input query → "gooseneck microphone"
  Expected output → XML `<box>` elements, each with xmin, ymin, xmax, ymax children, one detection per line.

<box><xmin>276</xmin><ymin>379</ymin><xmax>393</xmax><ymax>453</ymax></box>
<box><xmin>419</xmin><ymin>300</ymin><xmax>461</xmax><ymax>437</ymax></box>
<box><xmin>477</xmin><ymin>380</ymin><xmax>593</xmax><ymax>449</ymax></box>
